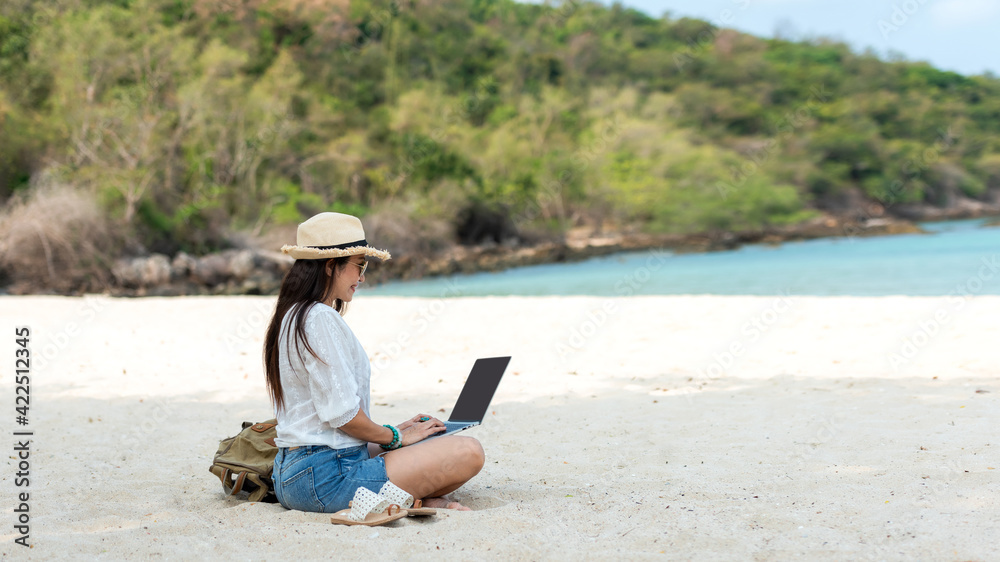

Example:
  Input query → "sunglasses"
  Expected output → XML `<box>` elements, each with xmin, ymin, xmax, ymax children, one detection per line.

<box><xmin>347</xmin><ymin>259</ymin><xmax>368</xmax><ymax>277</ymax></box>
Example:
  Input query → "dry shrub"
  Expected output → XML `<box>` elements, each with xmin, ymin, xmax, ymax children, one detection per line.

<box><xmin>364</xmin><ymin>202</ymin><xmax>453</xmax><ymax>258</ymax></box>
<box><xmin>231</xmin><ymin>221</ymin><xmax>298</xmax><ymax>254</ymax></box>
<box><xmin>362</xmin><ymin>203</ymin><xmax>454</xmax><ymax>281</ymax></box>
<box><xmin>0</xmin><ymin>184</ymin><xmax>122</xmax><ymax>293</ymax></box>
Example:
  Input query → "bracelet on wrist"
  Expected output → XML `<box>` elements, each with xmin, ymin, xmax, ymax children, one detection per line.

<box><xmin>380</xmin><ymin>424</ymin><xmax>401</xmax><ymax>450</ymax></box>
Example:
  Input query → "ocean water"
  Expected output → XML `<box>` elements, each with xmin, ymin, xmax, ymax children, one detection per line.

<box><xmin>359</xmin><ymin>219</ymin><xmax>1000</xmax><ymax>297</ymax></box>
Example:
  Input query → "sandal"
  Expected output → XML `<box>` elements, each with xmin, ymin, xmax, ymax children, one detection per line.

<box><xmin>330</xmin><ymin>487</ymin><xmax>408</xmax><ymax>526</ymax></box>
<box><xmin>405</xmin><ymin>498</ymin><xmax>438</xmax><ymax>516</ymax></box>
<box><xmin>378</xmin><ymin>481</ymin><xmax>438</xmax><ymax>517</ymax></box>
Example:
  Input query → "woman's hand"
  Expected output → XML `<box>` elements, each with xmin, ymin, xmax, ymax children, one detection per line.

<box><xmin>397</xmin><ymin>414</ymin><xmax>443</xmax><ymax>431</ymax></box>
<box><xmin>398</xmin><ymin>415</ymin><xmax>446</xmax><ymax>446</ymax></box>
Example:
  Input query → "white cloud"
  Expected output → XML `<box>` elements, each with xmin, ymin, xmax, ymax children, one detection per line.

<box><xmin>929</xmin><ymin>0</ymin><xmax>1000</xmax><ymax>27</ymax></box>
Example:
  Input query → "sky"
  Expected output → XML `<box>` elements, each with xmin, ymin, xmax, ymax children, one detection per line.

<box><xmin>604</xmin><ymin>0</ymin><xmax>1000</xmax><ymax>77</ymax></box>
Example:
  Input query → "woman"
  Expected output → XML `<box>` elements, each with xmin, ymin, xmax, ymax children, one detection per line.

<box><xmin>263</xmin><ymin>212</ymin><xmax>484</xmax><ymax>516</ymax></box>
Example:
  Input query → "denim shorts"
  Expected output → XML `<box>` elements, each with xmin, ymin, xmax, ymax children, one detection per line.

<box><xmin>271</xmin><ymin>444</ymin><xmax>389</xmax><ymax>513</ymax></box>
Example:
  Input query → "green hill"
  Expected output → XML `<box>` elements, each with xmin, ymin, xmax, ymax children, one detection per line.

<box><xmin>2</xmin><ymin>0</ymin><xmax>999</xmax><ymax>288</ymax></box>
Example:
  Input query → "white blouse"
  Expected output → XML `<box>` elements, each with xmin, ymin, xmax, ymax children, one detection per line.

<box><xmin>273</xmin><ymin>302</ymin><xmax>371</xmax><ymax>450</ymax></box>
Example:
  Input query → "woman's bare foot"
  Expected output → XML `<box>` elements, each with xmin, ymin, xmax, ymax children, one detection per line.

<box><xmin>422</xmin><ymin>496</ymin><xmax>472</xmax><ymax>511</ymax></box>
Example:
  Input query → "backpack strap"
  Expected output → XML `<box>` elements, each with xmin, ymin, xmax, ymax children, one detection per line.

<box><xmin>228</xmin><ymin>471</ymin><xmax>247</xmax><ymax>496</ymax></box>
<box><xmin>244</xmin><ymin>473</ymin><xmax>271</xmax><ymax>503</ymax></box>
<box><xmin>210</xmin><ymin>466</ymin><xmax>248</xmax><ymax>496</ymax></box>
<box><xmin>209</xmin><ymin>465</ymin><xmax>227</xmax><ymax>492</ymax></box>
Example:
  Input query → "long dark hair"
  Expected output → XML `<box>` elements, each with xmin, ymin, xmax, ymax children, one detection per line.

<box><xmin>263</xmin><ymin>256</ymin><xmax>352</xmax><ymax>413</ymax></box>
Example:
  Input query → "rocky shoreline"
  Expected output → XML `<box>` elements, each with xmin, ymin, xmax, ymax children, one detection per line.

<box><xmin>5</xmin><ymin>209</ymin><xmax>996</xmax><ymax>298</ymax></box>
<box><xmin>91</xmin><ymin>214</ymin><xmax>928</xmax><ymax>297</ymax></box>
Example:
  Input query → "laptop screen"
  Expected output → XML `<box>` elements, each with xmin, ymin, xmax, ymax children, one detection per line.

<box><xmin>448</xmin><ymin>356</ymin><xmax>511</xmax><ymax>423</ymax></box>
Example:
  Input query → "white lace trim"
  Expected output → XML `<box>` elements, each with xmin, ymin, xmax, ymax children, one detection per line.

<box><xmin>347</xmin><ymin>487</ymin><xmax>391</xmax><ymax>522</ymax></box>
<box><xmin>377</xmin><ymin>481</ymin><xmax>414</xmax><ymax>509</ymax></box>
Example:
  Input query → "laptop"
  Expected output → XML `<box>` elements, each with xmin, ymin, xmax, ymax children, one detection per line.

<box><xmin>427</xmin><ymin>356</ymin><xmax>511</xmax><ymax>439</ymax></box>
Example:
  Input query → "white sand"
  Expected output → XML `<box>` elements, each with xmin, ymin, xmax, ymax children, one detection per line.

<box><xmin>1</xmin><ymin>294</ymin><xmax>998</xmax><ymax>560</ymax></box>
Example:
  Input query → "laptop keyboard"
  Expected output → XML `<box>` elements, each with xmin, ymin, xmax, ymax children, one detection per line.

<box><xmin>443</xmin><ymin>421</ymin><xmax>473</xmax><ymax>432</ymax></box>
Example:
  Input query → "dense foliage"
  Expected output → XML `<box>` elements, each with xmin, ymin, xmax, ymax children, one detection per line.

<box><xmin>2</xmin><ymin>0</ymin><xmax>999</xmax><ymax>256</ymax></box>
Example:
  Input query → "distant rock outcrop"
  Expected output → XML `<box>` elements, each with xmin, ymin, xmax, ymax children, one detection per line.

<box><xmin>111</xmin><ymin>249</ymin><xmax>292</xmax><ymax>296</ymax></box>
<box><xmin>889</xmin><ymin>196</ymin><xmax>1000</xmax><ymax>221</ymax></box>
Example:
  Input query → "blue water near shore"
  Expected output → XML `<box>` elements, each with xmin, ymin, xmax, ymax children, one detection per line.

<box><xmin>359</xmin><ymin>219</ymin><xmax>1000</xmax><ymax>297</ymax></box>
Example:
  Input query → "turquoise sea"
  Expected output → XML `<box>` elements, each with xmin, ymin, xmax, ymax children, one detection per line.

<box><xmin>360</xmin><ymin>219</ymin><xmax>1000</xmax><ymax>297</ymax></box>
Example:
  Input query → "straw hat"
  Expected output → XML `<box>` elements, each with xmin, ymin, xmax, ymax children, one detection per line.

<box><xmin>280</xmin><ymin>212</ymin><xmax>391</xmax><ymax>261</ymax></box>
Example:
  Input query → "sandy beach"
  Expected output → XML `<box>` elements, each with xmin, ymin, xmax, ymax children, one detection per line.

<box><xmin>1</xmin><ymin>294</ymin><xmax>998</xmax><ymax>560</ymax></box>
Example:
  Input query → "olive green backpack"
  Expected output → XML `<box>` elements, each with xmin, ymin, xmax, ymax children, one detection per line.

<box><xmin>208</xmin><ymin>420</ymin><xmax>279</xmax><ymax>503</ymax></box>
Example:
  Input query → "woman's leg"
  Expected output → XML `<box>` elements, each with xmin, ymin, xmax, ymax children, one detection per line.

<box><xmin>379</xmin><ymin>435</ymin><xmax>485</xmax><ymax>502</ymax></box>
